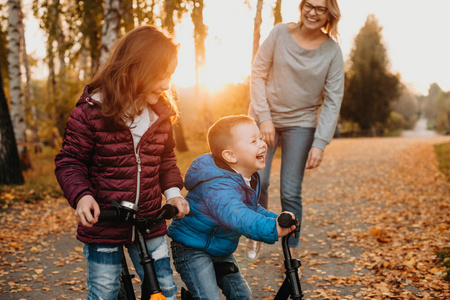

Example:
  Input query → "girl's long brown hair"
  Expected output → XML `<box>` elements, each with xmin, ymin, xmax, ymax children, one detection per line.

<box><xmin>90</xmin><ymin>25</ymin><xmax>179</xmax><ymax>127</ymax></box>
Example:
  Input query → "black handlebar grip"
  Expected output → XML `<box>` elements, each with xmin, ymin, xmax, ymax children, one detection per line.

<box><xmin>98</xmin><ymin>209</ymin><xmax>120</xmax><ymax>222</ymax></box>
<box><xmin>159</xmin><ymin>204</ymin><xmax>179</xmax><ymax>220</ymax></box>
<box><xmin>278</xmin><ymin>213</ymin><xmax>296</xmax><ymax>228</ymax></box>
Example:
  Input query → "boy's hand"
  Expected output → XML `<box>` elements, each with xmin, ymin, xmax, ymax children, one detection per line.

<box><xmin>276</xmin><ymin>211</ymin><xmax>297</xmax><ymax>237</ymax></box>
<box><xmin>166</xmin><ymin>196</ymin><xmax>190</xmax><ymax>218</ymax></box>
<box><xmin>76</xmin><ymin>195</ymin><xmax>99</xmax><ymax>227</ymax></box>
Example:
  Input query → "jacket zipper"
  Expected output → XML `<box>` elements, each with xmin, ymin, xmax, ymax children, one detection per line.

<box><xmin>135</xmin><ymin>148</ymin><xmax>142</xmax><ymax>206</ymax></box>
<box><xmin>131</xmin><ymin>146</ymin><xmax>142</xmax><ymax>242</ymax></box>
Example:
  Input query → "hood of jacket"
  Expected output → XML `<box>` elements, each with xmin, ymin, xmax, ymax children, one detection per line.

<box><xmin>168</xmin><ymin>153</ymin><xmax>278</xmax><ymax>257</ymax></box>
<box><xmin>184</xmin><ymin>154</ymin><xmax>253</xmax><ymax>196</ymax></box>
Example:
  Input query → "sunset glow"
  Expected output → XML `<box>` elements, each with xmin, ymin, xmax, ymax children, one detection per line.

<box><xmin>171</xmin><ymin>0</ymin><xmax>450</xmax><ymax>95</ymax></box>
<box><xmin>22</xmin><ymin>0</ymin><xmax>450</xmax><ymax>95</ymax></box>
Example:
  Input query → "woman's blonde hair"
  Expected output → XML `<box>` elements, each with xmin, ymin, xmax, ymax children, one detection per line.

<box><xmin>90</xmin><ymin>25</ymin><xmax>179</xmax><ymax>126</ymax></box>
<box><xmin>296</xmin><ymin>0</ymin><xmax>341</xmax><ymax>42</ymax></box>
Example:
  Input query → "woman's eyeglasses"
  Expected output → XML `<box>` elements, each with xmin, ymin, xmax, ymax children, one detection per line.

<box><xmin>303</xmin><ymin>2</ymin><xmax>328</xmax><ymax>15</ymax></box>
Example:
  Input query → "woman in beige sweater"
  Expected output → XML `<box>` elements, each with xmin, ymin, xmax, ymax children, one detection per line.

<box><xmin>247</xmin><ymin>0</ymin><xmax>344</xmax><ymax>261</ymax></box>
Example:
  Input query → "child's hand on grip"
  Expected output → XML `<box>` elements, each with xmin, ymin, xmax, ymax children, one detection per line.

<box><xmin>276</xmin><ymin>211</ymin><xmax>297</xmax><ymax>237</ymax></box>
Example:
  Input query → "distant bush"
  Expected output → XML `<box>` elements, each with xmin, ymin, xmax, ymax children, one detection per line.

<box><xmin>434</xmin><ymin>142</ymin><xmax>450</xmax><ymax>181</ymax></box>
<box><xmin>386</xmin><ymin>111</ymin><xmax>406</xmax><ymax>132</ymax></box>
<box><xmin>436</xmin><ymin>248</ymin><xmax>450</xmax><ymax>281</ymax></box>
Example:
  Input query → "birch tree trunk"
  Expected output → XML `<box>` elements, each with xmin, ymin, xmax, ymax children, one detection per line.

<box><xmin>273</xmin><ymin>0</ymin><xmax>283</xmax><ymax>25</ymax></box>
<box><xmin>100</xmin><ymin>0</ymin><xmax>122</xmax><ymax>64</ymax></box>
<box><xmin>20</xmin><ymin>7</ymin><xmax>41</xmax><ymax>153</ymax></box>
<box><xmin>252</xmin><ymin>0</ymin><xmax>263</xmax><ymax>62</ymax></box>
<box><xmin>53</xmin><ymin>0</ymin><xmax>66</xmax><ymax>79</ymax></box>
<box><xmin>8</xmin><ymin>0</ymin><xmax>30</xmax><ymax>170</ymax></box>
<box><xmin>19</xmin><ymin>6</ymin><xmax>32</xmax><ymax>108</ymax></box>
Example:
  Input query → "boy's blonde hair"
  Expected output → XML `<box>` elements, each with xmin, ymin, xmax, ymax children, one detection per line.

<box><xmin>207</xmin><ymin>115</ymin><xmax>256</xmax><ymax>159</ymax></box>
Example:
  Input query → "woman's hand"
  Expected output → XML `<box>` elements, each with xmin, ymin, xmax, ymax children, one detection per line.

<box><xmin>276</xmin><ymin>211</ymin><xmax>297</xmax><ymax>237</ymax></box>
<box><xmin>166</xmin><ymin>196</ymin><xmax>190</xmax><ymax>218</ymax></box>
<box><xmin>260</xmin><ymin>120</ymin><xmax>276</xmax><ymax>147</ymax></box>
<box><xmin>76</xmin><ymin>195</ymin><xmax>100</xmax><ymax>227</ymax></box>
<box><xmin>306</xmin><ymin>147</ymin><xmax>324</xmax><ymax>169</ymax></box>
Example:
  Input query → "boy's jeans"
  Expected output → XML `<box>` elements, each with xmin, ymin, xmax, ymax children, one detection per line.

<box><xmin>171</xmin><ymin>240</ymin><xmax>251</xmax><ymax>300</ymax></box>
<box><xmin>259</xmin><ymin>126</ymin><xmax>315</xmax><ymax>247</ymax></box>
<box><xmin>83</xmin><ymin>236</ymin><xmax>177</xmax><ymax>300</ymax></box>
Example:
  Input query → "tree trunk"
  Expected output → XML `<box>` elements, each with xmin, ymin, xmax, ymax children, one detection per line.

<box><xmin>173</xmin><ymin>121</ymin><xmax>188</xmax><ymax>152</ymax></box>
<box><xmin>191</xmin><ymin>0</ymin><xmax>206</xmax><ymax>87</ymax></box>
<box><xmin>8</xmin><ymin>0</ymin><xmax>30</xmax><ymax>170</ymax></box>
<box><xmin>84</xmin><ymin>2</ymin><xmax>102</xmax><ymax>76</ymax></box>
<box><xmin>191</xmin><ymin>0</ymin><xmax>211</xmax><ymax>130</ymax></box>
<box><xmin>273</xmin><ymin>0</ymin><xmax>282</xmax><ymax>25</ymax></box>
<box><xmin>79</xmin><ymin>38</ymin><xmax>89</xmax><ymax>81</ymax></box>
<box><xmin>100</xmin><ymin>0</ymin><xmax>122</xmax><ymax>64</ymax></box>
<box><xmin>163</xmin><ymin>0</ymin><xmax>188</xmax><ymax>151</ymax></box>
<box><xmin>164</xmin><ymin>0</ymin><xmax>176</xmax><ymax>34</ymax></box>
<box><xmin>122</xmin><ymin>0</ymin><xmax>134</xmax><ymax>33</ymax></box>
<box><xmin>252</xmin><ymin>0</ymin><xmax>264</xmax><ymax>62</ymax></box>
<box><xmin>0</xmin><ymin>70</ymin><xmax>24</xmax><ymax>185</ymax></box>
<box><xmin>53</xmin><ymin>0</ymin><xmax>66</xmax><ymax>79</ymax></box>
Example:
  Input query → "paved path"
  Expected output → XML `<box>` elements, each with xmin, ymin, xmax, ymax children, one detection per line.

<box><xmin>235</xmin><ymin>135</ymin><xmax>450</xmax><ymax>299</ymax></box>
<box><xmin>401</xmin><ymin>117</ymin><xmax>439</xmax><ymax>138</ymax></box>
<box><xmin>1</xmin><ymin>135</ymin><xmax>450</xmax><ymax>299</ymax></box>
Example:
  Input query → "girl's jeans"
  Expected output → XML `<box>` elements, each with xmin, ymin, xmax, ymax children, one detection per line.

<box><xmin>171</xmin><ymin>240</ymin><xmax>251</xmax><ymax>300</ymax></box>
<box><xmin>83</xmin><ymin>236</ymin><xmax>177</xmax><ymax>300</ymax></box>
<box><xmin>258</xmin><ymin>126</ymin><xmax>315</xmax><ymax>247</ymax></box>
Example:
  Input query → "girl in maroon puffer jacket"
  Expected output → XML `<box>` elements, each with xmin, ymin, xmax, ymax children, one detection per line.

<box><xmin>55</xmin><ymin>25</ymin><xmax>190</xmax><ymax>300</ymax></box>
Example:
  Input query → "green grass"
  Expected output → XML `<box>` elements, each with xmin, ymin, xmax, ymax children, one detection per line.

<box><xmin>436</xmin><ymin>248</ymin><xmax>450</xmax><ymax>281</ymax></box>
<box><xmin>434</xmin><ymin>142</ymin><xmax>450</xmax><ymax>281</ymax></box>
<box><xmin>434</xmin><ymin>142</ymin><xmax>450</xmax><ymax>181</ymax></box>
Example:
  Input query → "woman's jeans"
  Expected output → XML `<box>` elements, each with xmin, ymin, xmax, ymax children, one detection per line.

<box><xmin>171</xmin><ymin>240</ymin><xmax>252</xmax><ymax>300</ymax></box>
<box><xmin>83</xmin><ymin>236</ymin><xmax>177</xmax><ymax>300</ymax></box>
<box><xmin>259</xmin><ymin>127</ymin><xmax>315</xmax><ymax>247</ymax></box>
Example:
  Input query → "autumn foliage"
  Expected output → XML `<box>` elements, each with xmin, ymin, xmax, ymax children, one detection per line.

<box><xmin>1</xmin><ymin>137</ymin><xmax>450</xmax><ymax>299</ymax></box>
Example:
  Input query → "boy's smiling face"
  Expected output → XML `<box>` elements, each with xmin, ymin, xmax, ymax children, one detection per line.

<box><xmin>224</xmin><ymin>122</ymin><xmax>268</xmax><ymax>178</ymax></box>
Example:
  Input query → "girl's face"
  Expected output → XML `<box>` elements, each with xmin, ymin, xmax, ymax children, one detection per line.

<box><xmin>300</xmin><ymin>0</ymin><xmax>329</xmax><ymax>31</ymax></box>
<box><xmin>145</xmin><ymin>58</ymin><xmax>178</xmax><ymax>105</ymax></box>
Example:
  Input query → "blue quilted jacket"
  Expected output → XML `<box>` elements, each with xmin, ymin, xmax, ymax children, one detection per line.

<box><xmin>168</xmin><ymin>154</ymin><xmax>278</xmax><ymax>256</ymax></box>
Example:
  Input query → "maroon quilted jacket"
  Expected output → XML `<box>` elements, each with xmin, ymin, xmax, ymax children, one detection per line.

<box><xmin>55</xmin><ymin>85</ymin><xmax>183</xmax><ymax>245</ymax></box>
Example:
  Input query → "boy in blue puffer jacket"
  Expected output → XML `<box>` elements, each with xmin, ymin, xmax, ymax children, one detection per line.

<box><xmin>168</xmin><ymin>115</ymin><xmax>296</xmax><ymax>300</ymax></box>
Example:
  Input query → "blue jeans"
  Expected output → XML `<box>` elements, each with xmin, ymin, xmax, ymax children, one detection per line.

<box><xmin>171</xmin><ymin>241</ymin><xmax>251</xmax><ymax>300</ymax></box>
<box><xmin>259</xmin><ymin>127</ymin><xmax>315</xmax><ymax>247</ymax></box>
<box><xmin>83</xmin><ymin>236</ymin><xmax>177</xmax><ymax>300</ymax></box>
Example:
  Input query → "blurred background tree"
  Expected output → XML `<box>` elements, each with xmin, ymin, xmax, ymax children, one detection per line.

<box><xmin>390</xmin><ymin>84</ymin><xmax>420</xmax><ymax>130</ymax></box>
<box><xmin>341</xmin><ymin>14</ymin><xmax>401</xmax><ymax>136</ymax></box>
<box><xmin>422</xmin><ymin>83</ymin><xmax>442</xmax><ymax>130</ymax></box>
